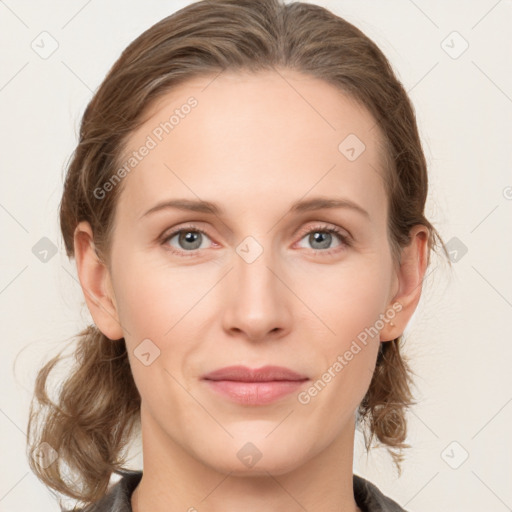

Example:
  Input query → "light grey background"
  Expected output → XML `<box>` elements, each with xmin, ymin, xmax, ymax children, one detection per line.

<box><xmin>1</xmin><ymin>1</ymin><xmax>511</xmax><ymax>510</ymax></box>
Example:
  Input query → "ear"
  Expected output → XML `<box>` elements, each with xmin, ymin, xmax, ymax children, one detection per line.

<box><xmin>73</xmin><ymin>220</ymin><xmax>124</xmax><ymax>340</ymax></box>
<box><xmin>380</xmin><ymin>224</ymin><xmax>430</xmax><ymax>342</ymax></box>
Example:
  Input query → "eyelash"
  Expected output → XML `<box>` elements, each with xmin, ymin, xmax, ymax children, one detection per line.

<box><xmin>160</xmin><ymin>223</ymin><xmax>351</xmax><ymax>258</ymax></box>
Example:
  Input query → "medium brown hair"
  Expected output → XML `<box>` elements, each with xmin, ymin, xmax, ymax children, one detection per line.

<box><xmin>27</xmin><ymin>0</ymin><xmax>447</xmax><ymax>508</ymax></box>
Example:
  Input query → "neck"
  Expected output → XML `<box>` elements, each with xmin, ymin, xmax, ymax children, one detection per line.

<box><xmin>131</xmin><ymin>414</ymin><xmax>361</xmax><ymax>512</ymax></box>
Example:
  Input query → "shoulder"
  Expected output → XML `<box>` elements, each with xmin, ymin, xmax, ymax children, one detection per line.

<box><xmin>69</xmin><ymin>470</ymin><xmax>142</xmax><ymax>512</ymax></box>
<box><xmin>353</xmin><ymin>474</ymin><xmax>409</xmax><ymax>512</ymax></box>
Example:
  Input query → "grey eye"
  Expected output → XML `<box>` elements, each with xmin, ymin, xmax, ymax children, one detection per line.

<box><xmin>167</xmin><ymin>229</ymin><xmax>210</xmax><ymax>251</ymax></box>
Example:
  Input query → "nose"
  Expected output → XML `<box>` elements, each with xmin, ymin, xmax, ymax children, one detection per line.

<box><xmin>221</xmin><ymin>237</ymin><xmax>293</xmax><ymax>343</ymax></box>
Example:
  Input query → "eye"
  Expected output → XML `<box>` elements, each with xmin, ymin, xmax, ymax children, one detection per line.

<box><xmin>160</xmin><ymin>222</ymin><xmax>351</xmax><ymax>258</ymax></box>
<box><xmin>295</xmin><ymin>223</ymin><xmax>351</xmax><ymax>256</ymax></box>
<box><xmin>161</xmin><ymin>224</ymin><xmax>214</xmax><ymax>256</ymax></box>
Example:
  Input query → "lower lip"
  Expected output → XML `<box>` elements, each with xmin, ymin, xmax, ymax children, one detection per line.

<box><xmin>203</xmin><ymin>379</ymin><xmax>308</xmax><ymax>405</ymax></box>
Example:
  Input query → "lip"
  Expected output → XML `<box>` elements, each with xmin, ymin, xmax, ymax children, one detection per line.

<box><xmin>201</xmin><ymin>365</ymin><xmax>309</xmax><ymax>405</ymax></box>
<box><xmin>202</xmin><ymin>365</ymin><xmax>308</xmax><ymax>382</ymax></box>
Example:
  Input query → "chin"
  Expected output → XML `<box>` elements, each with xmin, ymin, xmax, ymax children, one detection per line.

<box><xmin>195</xmin><ymin>436</ymin><xmax>311</xmax><ymax>477</ymax></box>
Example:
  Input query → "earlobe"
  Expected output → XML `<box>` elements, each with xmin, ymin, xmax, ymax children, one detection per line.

<box><xmin>380</xmin><ymin>225</ymin><xmax>430</xmax><ymax>342</ymax></box>
<box><xmin>73</xmin><ymin>221</ymin><xmax>124</xmax><ymax>340</ymax></box>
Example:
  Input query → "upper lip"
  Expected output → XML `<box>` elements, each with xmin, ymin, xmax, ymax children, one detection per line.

<box><xmin>201</xmin><ymin>365</ymin><xmax>309</xmax><ymax>382</ymax></box>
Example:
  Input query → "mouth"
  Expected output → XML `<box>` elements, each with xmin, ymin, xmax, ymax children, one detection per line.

<box><xmin>201</xmin><ymin>365</ymin><xmax>309</xmax><ymax>405</ymax></box>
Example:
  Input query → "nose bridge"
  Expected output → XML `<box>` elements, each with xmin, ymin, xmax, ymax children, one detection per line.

<box><xmin>234</xmin><ymin>233</ymin><xmax>281</xmax><ymax>301</ymax></box>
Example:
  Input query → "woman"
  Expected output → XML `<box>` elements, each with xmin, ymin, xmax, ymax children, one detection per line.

<box><xmin>27</xmin><ymin>0</ymin><xmax>447</xmax><ymax>510</ymax></box>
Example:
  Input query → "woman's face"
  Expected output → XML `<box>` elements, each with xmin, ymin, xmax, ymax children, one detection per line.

<box><xmin>94</xmin><ymin>69</ymin><xmax>405</xmax><ymax>474</ymax></box>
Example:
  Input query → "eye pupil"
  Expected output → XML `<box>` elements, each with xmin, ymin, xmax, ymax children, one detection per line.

<box><xmin>310</xmin><ymin>231</ymin><xmax>332</xmax><ymax>249</ymax></box>
<box><xmin>179</xmin><ymin>230</ymin><xmax>202</xmax><ymax>250</ymax></box>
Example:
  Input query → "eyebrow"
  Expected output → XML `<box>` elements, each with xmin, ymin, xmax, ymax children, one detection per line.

<box><xmin>140</xmin><ymin>196</ymin><xmax>370</xmax><ymax>220</ymax></box>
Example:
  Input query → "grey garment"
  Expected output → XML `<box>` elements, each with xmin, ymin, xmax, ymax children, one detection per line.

<box><xmin>72</xmin><ymin>470</ymin><xmax>408</xmax><ymax>512</ymax></box>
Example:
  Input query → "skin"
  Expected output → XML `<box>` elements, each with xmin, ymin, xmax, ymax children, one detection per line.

<box><xmin>74</xmin><ymin>68</ymin><xmax>429</xmax><ymax>512</ymax></box>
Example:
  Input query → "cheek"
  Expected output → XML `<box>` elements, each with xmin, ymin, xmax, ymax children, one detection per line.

<box><xmin>112</xmin><ymin>251</ymin><xmax>215</xmax><ymax>338</ymax></box>
<box><xmin>302</xmin><ymin>257</ymin><xmax>393</xmax><ymax>342</ymax></box>
<box><xmin>297</xmin><ymin>263</ymin><xmax>387</xmax><ymax>421</ymax></box>
<box><xmin>301</xmin><ymin>255</ymin><xmax>392</xmax><ymax>403</ymax></box>
<box><xmin>111</xmin><ymin>254</ymin><xmax>218</xmax><ymax>394</ymax></box>
<box><xmin>114</xmin><ymin>243</ymin><xmax>393</xmax><ymax>356</ymax></box>
<box><xmin>113</xmin><ymin>258</ymin><xmax>206</xmax><ymax>408</ymax></box>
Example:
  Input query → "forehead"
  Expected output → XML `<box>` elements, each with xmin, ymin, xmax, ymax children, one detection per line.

<box><xmin>115</xmin><ymin>68</ymin><xmax>388</xmax><ymax>223</ymax></box>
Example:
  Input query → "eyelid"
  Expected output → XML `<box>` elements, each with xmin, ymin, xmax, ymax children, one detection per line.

<box><xmin>294</xmin><ymin>222</ymin><xmax>350</xmax><ymax>241</ymax></box>
<box><xmin>160</xmin><ymin>223</ymin><xmax>215</xmax><ymax>252</ymax></box>
<box><xmin>292</xmin><ymin>222</ymin><xmax>352</xmax><ymax>255</ymax></box>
